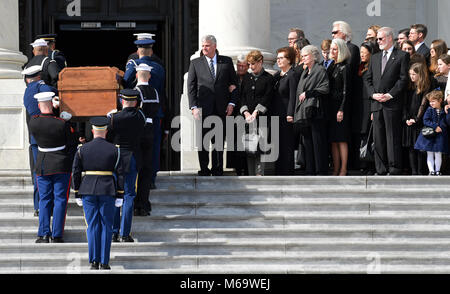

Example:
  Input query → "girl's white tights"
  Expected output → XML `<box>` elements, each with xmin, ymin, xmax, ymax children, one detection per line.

<box><xmin>427</xmin><ymin>151</ymin><xmax>442</xmax><ymax>172</ymax></box>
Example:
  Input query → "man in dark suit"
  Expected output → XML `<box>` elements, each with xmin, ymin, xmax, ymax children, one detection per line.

<box><xmin>409</xmin><ymin>24</ymin><xmax>430</xmax><ymax>61</ymax></box>
<box><xmin>364</xmin><ymin>27</ymin><xmax>410</xmax><ymax>175</ymax></box>
<box><xmin>187</xmin><ymin>35</ymin><xmax>238</xmax><ymax>176</ymax></box>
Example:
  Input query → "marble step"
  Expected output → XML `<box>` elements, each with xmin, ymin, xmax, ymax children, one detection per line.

<box><xmin>5</xmin><ymin>251</ymin><xmax>450</xmax><ymax>273</ymax></box>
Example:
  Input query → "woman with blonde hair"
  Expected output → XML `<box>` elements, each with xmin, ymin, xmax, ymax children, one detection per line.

<box><xmin>327</xmin><ymin>38</ymin><xmax>351</xmax><ymax>176</ymax></box>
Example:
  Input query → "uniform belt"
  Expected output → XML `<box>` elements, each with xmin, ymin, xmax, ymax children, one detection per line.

<box><xmin>38</xmin><ymin>145</ymin><xmax>66</xmax><ymax>152</ymax></box>
<box><xmin>84</xmin><ymin>171</ymin><xmax>114</xmax><ymax>176</ymax></box>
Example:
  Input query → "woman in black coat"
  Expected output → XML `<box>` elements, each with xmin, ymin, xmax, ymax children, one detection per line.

<box><xmin>272</xmin><ymin>47</ymin><xmax>300</xmax><ymax>175</ymax></box>
<box><xmin>240</xmin><ymin>50</ymin><xmax>274</xmax><ymax>175</ymax></box>
<box><xmin>355</xmin><ymin>41</ymin><xmax>379</xmax><ymax>174</ymax></box>
<box><xmin>328</xmin><ymin>38</ymin><xmax>351</xmax><ymax>176</ymax></box>
<box><xmin>292</xmin><ymin>45</ymin><xmax>330</xmax><ymax>175</ymax></box>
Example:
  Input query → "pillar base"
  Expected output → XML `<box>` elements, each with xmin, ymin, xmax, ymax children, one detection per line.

<box><xmin>0</xmin><ymin>48</ymin><xmax>28</xmax><ymax>79</ymax></box>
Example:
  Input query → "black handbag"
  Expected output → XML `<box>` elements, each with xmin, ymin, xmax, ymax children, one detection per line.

<box><xmin>360</xmin><ymin>123</ymin><xmax>374</xmax><ymax>162</ymax></box>
<box><xmin>421</xmin><ymin>126</ymin><xmax>436</xmax><ymax>138</ymax></box>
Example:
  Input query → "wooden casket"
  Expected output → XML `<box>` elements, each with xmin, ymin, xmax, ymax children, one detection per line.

<box><xmin>58</xmin><ymin>66</ymin><xmax>123</xmax><ymax>118</ymax></box>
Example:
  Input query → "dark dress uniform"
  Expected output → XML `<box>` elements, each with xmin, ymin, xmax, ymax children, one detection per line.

<box><xmin>108</xmin><ymin>89</ymin><xmax>146</xmax><ymax>241</ymax></box>
<box><xmin>28</xmin><ymin>93</ymin><xmax>77</xmax><ymax>243</ymax></box>
<box><xmin>72</xmin><ymin>117</ymin><xmax>124</xmax><ymax>269</ymax></box>
<box><xmin>134</xmin><ymin>80</ymin><xmax>160</xmax><ymax>216</ymax></box>
<box><xmin>22</xmin><ymin>66</ymin><xmax>57</xmax><ymax>213</ymax></box>
<box><xmin>24</xmin><ymin>55</ymin><xmax>60</xmax><ymax>88</ymax></box>
<box><xmin>124</xmin><ymin>41</ymin><xmax>166</xmax><ymax>187</ymax></box>
<box><xmin>36</xmin><ymin>34</ymin><xmax>67</xmax><ymax>70</ymax></box>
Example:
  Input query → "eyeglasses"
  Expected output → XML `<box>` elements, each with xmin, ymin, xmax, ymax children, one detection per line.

<box><xmin>287</xmin><ymin>38</ymin><xmax>297</xmax><ymax>42</ymax></box>
<box><xmin>331</xmin><ymin>31</ymin><xmax>339</xmax><ymax>35</ymax></box>
<box><xmin>377</xmin><ymin>37</ymin><xmax>385</xmax><ymax>41</ymax></box>
<box><xmin>276</xmin><ymin>56</ymin><xmax>286</xmax><ymax>60</ymax></box>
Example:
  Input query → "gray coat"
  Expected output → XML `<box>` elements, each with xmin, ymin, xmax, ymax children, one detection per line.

<box><xmin>293</xmin><ymin>62</ymin><xmax>329</xmax><ymax>123</ymax></box>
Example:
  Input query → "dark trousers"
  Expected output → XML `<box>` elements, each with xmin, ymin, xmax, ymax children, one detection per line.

<box><xmin>295</xmin><ymin>119</ymin><xmax>329</xmax><ymax>175</ymax></box>
<box><xmin>372</xmin><ymin>108</ymin><xmax>403</xmax><ymax>174</ymax></box>
<box><xmin>136</xmin><ymin>133</ymin><xmax>154</xmax><ymax>212</ymax></box>
<box><xmin>408</xmin><ymin>147</ymin><xmax>427</xmax><ymax>175</ymax></box>
<box><xmin>196</xmin><ymin>114</ymin><xmax>225</xmax><ymax>175</ymax></box>
<box><xmin>275</xmin><ymin>120</ymin><xmax>295</xmax><ymax>175</ymax></box>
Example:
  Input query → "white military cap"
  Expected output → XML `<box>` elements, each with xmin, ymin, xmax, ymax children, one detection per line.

<box><xmin>135</xmin><ymin>63</ymin><xmax>153</xmax><ymax>72</ymax></box>
<box><xmin>34</xmin><ymin>92</ymin><xmax>55</xmax><ymax>102</ymax></box>
<box><xmin>30</xmin><ymin>39</ymin><xmax>49</xmax><ymax>48</ymax></box>
<box><xmin>133</xmin><ymin>33</ymin><xmax>155</xmax><ymax>40</ymax></box>
<box><xmin>21</xmin><ymin>65</ymin><xmax>42</xmax><ymax>76</ymax></box>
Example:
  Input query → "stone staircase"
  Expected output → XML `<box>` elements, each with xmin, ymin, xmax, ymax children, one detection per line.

<box><xmin>2</xmin><ymin>169</ymin><xmax>450</xmax><ymax>273</ymax></box>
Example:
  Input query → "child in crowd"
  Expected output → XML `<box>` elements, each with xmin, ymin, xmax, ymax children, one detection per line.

<box><xmin>403</xmin><ymin>62</ymin><xmax>430</xmax><ymax>175</ymax></box>
<box><xmin>414</xmin><ymin>90</ymin><xmax>448</xmax><ymax>175</ymax></box>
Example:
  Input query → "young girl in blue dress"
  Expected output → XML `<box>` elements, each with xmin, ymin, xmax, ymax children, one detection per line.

<box><xmin>414</xmin><ymin>90</ymin><xmax>449</xmax><ymax>175</ymax></box>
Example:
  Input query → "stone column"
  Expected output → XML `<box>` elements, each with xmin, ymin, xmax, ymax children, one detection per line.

<box><xmin>179</xmin><ymin>0</ymin><xmax>275</xmax><ymax>172</ymax></box>
<box><xmin>0</xmin><ymin>0</ymin><xmax>29</xmax><ymax>170</ymax></box>
<box><xmin>198</xmin><ymin>0</ymin><xmax>275</xmax><ymax>69</ymax></box>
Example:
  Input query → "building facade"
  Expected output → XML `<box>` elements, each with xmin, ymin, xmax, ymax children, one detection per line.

<box><xmin>1</xmin><ymin>0</ymin><xmax>449</xmax><ymax>170</ymax></box>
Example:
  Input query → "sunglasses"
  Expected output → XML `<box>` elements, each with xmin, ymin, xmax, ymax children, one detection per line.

<box><xmin>331</xmin><ymin>31</ymin><xmax>339</xmax><ymax>35</ymax></box>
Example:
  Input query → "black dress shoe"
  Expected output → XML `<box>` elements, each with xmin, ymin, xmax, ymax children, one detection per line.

<box><xmin>34</xmin><ymin>210</ymin><xmax>39</xmax><ymax>217</ymax></box>
<box><xmin>121</xmin><ymin>235</ymin><xmax>134</xmax><ymax>242</ymax></box>
<box><xmin>100</xmin><ymin>264</ymin><xmax>111</xmax><ymax>270</ymax></box>
<box><xmin>197</xmin><ymin>170</ymin><xmax>211</xmax><ymax>176</ymax></box>
<box><xmin>51</xmin><ymin>237</ymin><xmax>64</xmax><ymax>243</ymax></box>
<box><xmin>112</xmin><ymin>233</ymin><xmax>120</xmax><ymax>242</ymax></box>
<box><xmin>211</xmin><ymin>169</ymin><xmax>223</xmax><ymax>176</ymax></box>
<box><xmin>90</xmin><ymin>262</ymin><xmax>99</xmax><ymax>270</ymax></box>
<box><xmin>35</xmin><ymin>236</ymin><xmax>50</xmax><ymax>243</ymax></box>
<box><xmin>134</xmin><ymin>208</ymin><xmax>148</xmax><ymax>216</ymax></box>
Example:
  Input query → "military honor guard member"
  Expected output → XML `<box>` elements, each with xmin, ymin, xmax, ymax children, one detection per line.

<box><xmin>22</xmin><ymin>65</ymin><xmax>57</xmax><ymax>217</ymax></box>
<box><xmin>36</xmin><ymin>33</ymin><xmax>67</xmax><ymax>70</ymax></box>
<box><xmin>123</xmin><ymin>33</ymin><xmax>166</xmax><ymax>190</ymax></box>
<box><xmin>24</xmin><ymin>39</ymin><xmax>61</xmax><ymax>88</ymax></box>
<box><xmin>108</xmin><ymin>89</ymin><xmax>146</xmax><ymax>242</ymax></box>
<box><xmin>72</xmin><ymin>117</ymin><xmax>124</xmax><ymax>270</ymax></box>
<box><xmin>134</xmin><ymin>64</ymin><xmax>160</xmax><ymax>216</ymax></box>
<box><xmin>28</xmin><ymin>92</ymin><xmax>76</xmax><ymax>243</ymax></box>
<box><xmin>126</xmin><ymin>33</ymin><xmax>164</xmax><ymax>67</ymax></box>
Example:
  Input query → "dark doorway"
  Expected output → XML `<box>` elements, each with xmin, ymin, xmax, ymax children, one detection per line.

<box><xmin>56</xmin><ymin>22</ymin><xmax>163</xmax><ymax>71</ymax></box>
<box><xmin>19</xmin><ymin>0</ymin><xmax>200</xmax><ymax>171</ymax></box>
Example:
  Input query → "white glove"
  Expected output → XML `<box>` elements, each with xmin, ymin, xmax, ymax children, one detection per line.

<box><xmin>115</xmin><ymin>198</ymin><xmax>123</xmax><ymax>207</ymax></box>
<box><xmin>107</xmin><ymin>109</ymin><xmax>118</xmax><ymax>118</ymax></box>
<box><xmin>75</xmin><ymin>198</ymin><xmax>83</xmax><ymax>207</ymax></box>
<box><xmin>60</xmin><ymin>111</ymin><xmax>72</xmax><ymax>121</ymax></box>
<box><xmin>52</xmin><ymin>96</ymin><xmax>60</xmax><ymax>108</ymax></box>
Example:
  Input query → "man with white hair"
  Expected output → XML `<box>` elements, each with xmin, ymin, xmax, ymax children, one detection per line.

<box><xmin>363</xmin><ymin>26</ymin><xmax>410</xmax><ymax>175</ymax></box>
<box><xmin>187</xmin><ymin>35</ymin><xmax>239</xmax><ymax>176</ymax></box>
<box><xmin>24</xmin><ymin>39</ymin><xmax>61</xmax><ymax>88</ymax></box>
<box><xmin>332</xmin><ymin>20</ymin><xmax>361</xmax><ymax>169</ymax></box>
